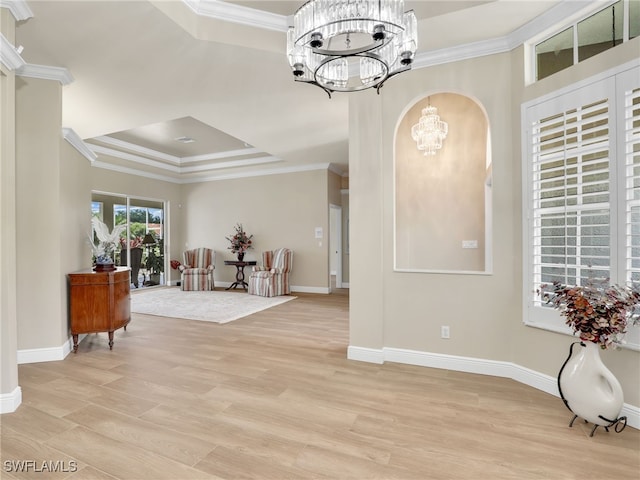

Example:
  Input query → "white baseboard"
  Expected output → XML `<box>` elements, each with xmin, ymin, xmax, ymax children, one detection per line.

<box><xmin>347</xmin><ymin>345</ymin><xmax>640</xmax><ymax>430</ymax></box>
<box><xmin>0</xmin><ymin>386</ymin><xmax>22</xmax><ymax>414</ymax></box>
<box><xmin>212</xmin><ymin>281</ymin><xmax>329</xmax><ymax>294</ymax></box>
<box><xmin>620</xmin><ymin>403</ymin><xmax>640</xmax><ymax>430</ymax></box>
<box><xmin>347</xmin><ymin>346</ymin><xmax>385</xmax><ymax>364</ymax></box>
<box><xmin>17</xmin><ymin>335</ymin><xmax>82</xmax><ymax>364</ymax></box>
<box><xmin>291</xmin><ymin>285</ymin><xmax>330</xmax><ymax>294</ymax></box>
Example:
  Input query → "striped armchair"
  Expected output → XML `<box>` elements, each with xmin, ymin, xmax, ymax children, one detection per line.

<box><xmin>248</xmin><ymin>248</ymin><xmax>292</xmax><ymax>297</ymax></box>
<box><xmin>179</xmin><ymin>248</ymin><xmax>215</xmax><ymax>291</ymax></box>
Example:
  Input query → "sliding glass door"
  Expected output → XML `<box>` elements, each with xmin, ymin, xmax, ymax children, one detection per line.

<box><xmin>91</xmin><ymin>192</ymin><xmax>165</xmax><ymax>288</ymax></box>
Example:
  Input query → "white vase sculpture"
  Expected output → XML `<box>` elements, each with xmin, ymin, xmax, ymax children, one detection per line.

<box><xmin>558</xmin><ymin>341</ymin><xmax>626</xmax><ymax>436</ymax></box>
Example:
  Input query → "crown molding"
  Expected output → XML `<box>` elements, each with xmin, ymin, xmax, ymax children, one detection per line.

<box><xmin>71</xmin><ymin>0</ymin><xmax>599</xmax><ymax>185</ymax></box>
<box><xmin>92</xmin><ymin>136</ymin><xmax>180</xmax><ymax>164</ymax></box>
<box><xmin>182</xmin><ymin>0</ymin><xmax>288</xmax><ymax>33</ymax></box>
<box><xmin>16</xmin><ymin>63</ymin><xmax>74</xmax><ymax>85</ymax></box>
<box><xmin>0</xmin><ymin>0</ymin><xmax>33</xmax><ymax>21</ymax></box>
<box><xmin>413</xmin><ymin>0</ymin><xmax>593</xmax><ymax>70</ymax></box>
<box><xmin>0</xmin><ymin>33</ymin><xmax>25</xmax><ymax>71</ymax></box>
<box><xmin>413</xmin><ymin>36</ymin><xmax>511</xmax><ymax>70</ymax></box>
<box><xmin>178</xmin><ymin>0</ymin><xmax>594</xmax><ymax>72</ymax></box>
<box><xmin>89</xmin><ymin>144</ymin><xmax>182</xmax><ymax>173</ymax></box>
<box><xmin>62</xmin><ymin>128</ymin><xmax>97</xmax><ymax>164</ymax></box>
<box><xmin>92</xmin><ymin>157</ymin><xmax>334</xmax><ymax>184</ymax></box>
<box><xmin>92</xmin><ymin>160</ymin><xmax>181</xmax><ymax>184</ymax></box>
<box><xmin>92</xmin><ymin>135</ymin><xmax>265</xmax><ymax>165</ymax></box>
<box><xmin>180</xmin><ymin>155</ymin><xmax>282</xmax><ymax>173</ymax></box>
<box><xmin>89</xmin><ymin>142</ymin><xmax>282</xmax><ymax>175</ymax></box>
<box><xmin>182</xmin><ymin>147</ymin><xmax>261</xmax><ymax>163</ymax></box>
<box><xmin>506</xmin><ymin>0</ymin><xmax>599</xmax><ymax>47</ymax></box>
<box><xmin>181</xmin><ymin>162</ymin><xmax>333</xmax><ymax>183</ymax></box>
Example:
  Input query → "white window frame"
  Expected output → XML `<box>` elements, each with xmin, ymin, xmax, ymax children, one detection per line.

<box><xmin>526</xmin><ymin>0</ymin><xmax>636</xmax><ymax>84</ymax></box>
<box><xmin>522</xmin><ymin>60</ymin><xmax>640</xmax><ymax>350</ymax></box>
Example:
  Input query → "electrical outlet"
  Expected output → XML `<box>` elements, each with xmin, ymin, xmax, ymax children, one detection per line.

<box><xmin>441</xmin><ymin>326</ymin><xmax>450</xmax><ymax>339</ymax></box>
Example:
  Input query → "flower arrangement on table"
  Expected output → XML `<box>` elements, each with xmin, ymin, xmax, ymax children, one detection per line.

<box><xmin>539</xmin><ymin>280</ymin><xmax>640</xmax><ymax>349</ymax></box>
<box><xmin>225</xmin><ymin>223</ymin><xmax>253</xmax><ymax>259</ymax></box>
<box><xmin>88</xmin><ymin>217</ymin><xmax>127</xmax><ymax>266</ymax></box>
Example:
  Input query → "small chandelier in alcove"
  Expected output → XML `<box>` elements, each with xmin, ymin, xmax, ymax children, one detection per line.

<box><xmin>411</xmin><ymin>100</ymin><xmax>448</xmax><ymax>155</ymax></box>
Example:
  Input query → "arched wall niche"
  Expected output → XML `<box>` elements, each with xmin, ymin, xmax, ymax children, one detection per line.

<box><xmin>394</xmin><ymin>92</ymin><xmax>493</xmax><ymax>274</ymax></box>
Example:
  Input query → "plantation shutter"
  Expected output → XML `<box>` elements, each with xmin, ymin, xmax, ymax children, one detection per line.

<box><xmin>529</xmin><ymin>79</ymin><xmax>612</xmax><ymax>308</ymax></box>
<box><xmin>620</xmin><ymin>72</ymin><xmax>640</xmax><ymax>350</ymax></box>
<box><xmin>523</xmin><ymin>65</ymin><xmax>640</xmax><ymax>350</ymax></box>
<box><xmin>624</xmin><ymin>84</ymin><xmax>640</xmax><ymax>288</ymax></box>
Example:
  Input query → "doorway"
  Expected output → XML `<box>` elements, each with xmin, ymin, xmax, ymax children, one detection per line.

<box><xmin>329</xmin><ymin>204</ymin><xmax>342</xmax><ymax>291</ymax></box>
<box><xmin>91</xmin><ymin>192</ymin><xmax>166</xmax><ymax>288</ymax></box>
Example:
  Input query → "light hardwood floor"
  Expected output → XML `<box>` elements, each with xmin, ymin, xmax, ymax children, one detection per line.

<box><xmin>2</xmin><ymin>289</ymin><xmax>639</xmax><ymax>479</ymax></box>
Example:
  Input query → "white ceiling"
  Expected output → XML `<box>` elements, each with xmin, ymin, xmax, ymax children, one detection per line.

<box><xmin>13</xmin><ymin>0</ymin><xmax>588</xmax><ymax>183</ymax></box>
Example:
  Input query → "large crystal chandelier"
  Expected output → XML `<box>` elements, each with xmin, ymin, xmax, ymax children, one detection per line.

<box><xmin>411</xmin><ymin>103</ymin><xmax>448</xmax><ymax>155</ymax></box>
<box><xmin>287</xmin><ymin>0</ymin><xmax>418</xmax><ymax>97</ymax></box>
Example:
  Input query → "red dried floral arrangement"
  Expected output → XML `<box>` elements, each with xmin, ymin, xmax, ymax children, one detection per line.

<box><xmin>539</xmin><ymin>280</ymin><xmax>640</xmax><ymax>349</ymax></box>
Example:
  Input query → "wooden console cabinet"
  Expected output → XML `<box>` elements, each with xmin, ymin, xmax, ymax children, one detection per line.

<box><xmin>68</xmin><ymin>267</ymin><xmax>131</xmax><ymax>353</ymax></box>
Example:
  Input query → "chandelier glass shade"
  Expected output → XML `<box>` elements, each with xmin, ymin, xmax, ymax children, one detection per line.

<box><xmin>411</xmin><ymin>104</ymin><xmax>448</xmax><ymax>155</ymax></box>
<box><xmin>287</xmin><ymin>0</ymin><xmax>418</xmax><ymax>96</ymax></box>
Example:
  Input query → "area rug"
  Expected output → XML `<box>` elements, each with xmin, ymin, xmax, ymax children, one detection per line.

<box><xmin>130</xmin><ymin>287</ymin><xmax>296</xmax><ymax>324</ymax></box>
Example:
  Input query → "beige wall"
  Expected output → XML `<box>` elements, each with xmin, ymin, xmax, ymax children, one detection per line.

<box><xmin>8</xmin><ymin>144</ymin><xmax>337</xmax><ymax>365</ymax></box>
<box><xmin>13</xmin><ymin>75</ymin><xmax>92</xmax><ymax>352</ymax></box>
<box><xmin>396</xmin><ymin>93</ymin><xmax>487</xmax><ymax>272</ymax></box>
<box><xmin>15</xmin><ymin>76</ymin><xmax>67</xmax><ymax>350</ymax></box>
<box><xmin>14</xmin><ymin>77</ymin><xmax>92</xmax><ymax>352</ymax></box>
<box><xmin>91</xmin><ymin>166</ymin><xmax>343</xmax><ymax>290</ymax></box>
<box><xmin>59</xmin><ymin>141</ymin><xmax>93</xmax><ymax>338</ymax></box>
<box><xmin>7</xmin><ymin>8</ymin><xmax>634</xmax><ymax>417</ymax></box>
<box><xmin>509</xmin><ymin>39</ymin><xmax>640</xmax><ymax>406</ymax></box>
<box><xmin>1</xmin><ymin>7</ymin><xmax>19</xmax><ymax>402</ymax></box>
<box><xmin>349</xmin><ymin>40</ymin><xmax>640</xmax><ymax>407</ymax></box>
<box><xmin>349</xmin><ymin>91</ymin><xmax>385</xmax><ymax>348</ymax></box>
<box><xmin>351</xmin><ymin>53</ymin><xmax>515</xmax><ymax>358</ymax></box>
<box><xmin>349</xmin><ymin>39</ymin><xmax>640</xmax><ymax>405</ymax></box>
<box><xmin>181</xmin><ymin>170</ymin><xmax>331</xmax><ymax>290</ymax></box>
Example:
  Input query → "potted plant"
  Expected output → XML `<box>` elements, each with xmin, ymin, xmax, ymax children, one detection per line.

<box><xmin>539</xmin><ymin>280</ymin><xmax>639</xmax><ymax>435</ymax></box>
<box><xmin>145</xmin><ymin>236</ymin><xmax>164</xmax><ymax>285</ymax></box>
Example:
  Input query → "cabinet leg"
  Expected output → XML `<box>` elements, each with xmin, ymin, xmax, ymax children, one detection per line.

<box><xmin>72</xmin><ymin>334</ymin><xmax>79</xmax><ymax>353</ymax></box>
<box><xmin>108</xmin><ymin>331</ymin><xmax>114</xmax><ymax>350</ymax></box>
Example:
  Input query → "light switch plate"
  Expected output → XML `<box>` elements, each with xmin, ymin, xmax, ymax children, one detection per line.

<box><xmin>462</xmin><ymin>240</ymin><xmax>478</xmax><ymax>249</ymax></box>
